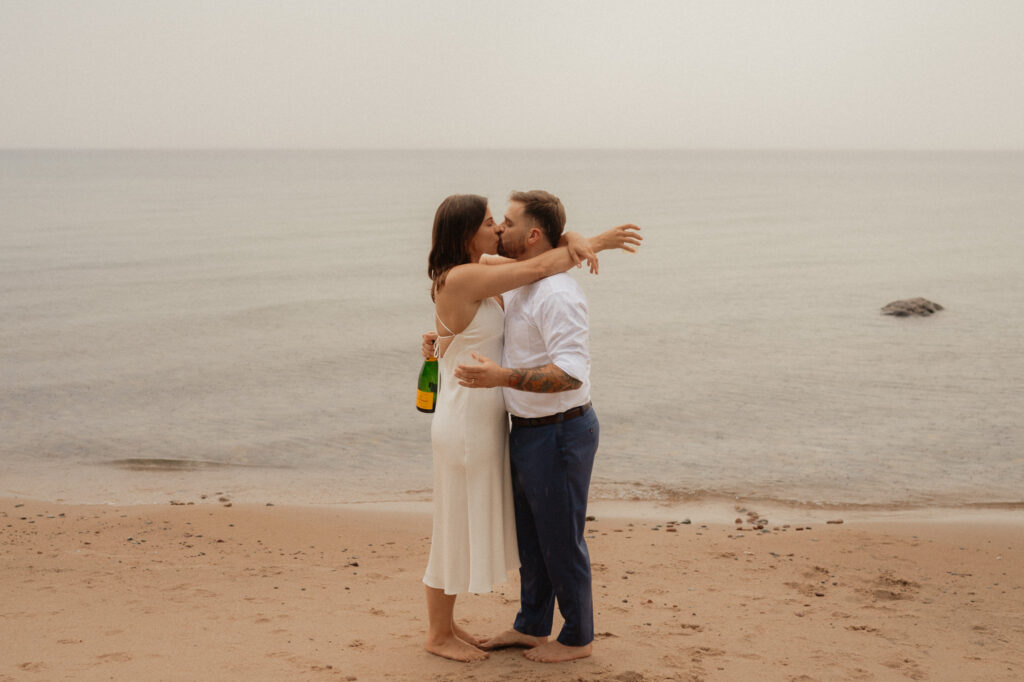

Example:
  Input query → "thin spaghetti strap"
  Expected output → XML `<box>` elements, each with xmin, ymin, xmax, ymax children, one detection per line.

<box><xmin>435</xmin><ymin>313</ymin><xmax>457</xmax><ymax>339</ymax></box>
<box><xmin>433</xmin><ymin>311</ymin><xmax>457</xmax><ymax>359</ymax></box>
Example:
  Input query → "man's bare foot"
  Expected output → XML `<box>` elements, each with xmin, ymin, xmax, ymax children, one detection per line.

<box><xmin>524</xmin><ymin>640</ymin><xmax>593</xmax><ymax>663</ymax></box>
<box><xmin>452</xmin><ymin>622</ymin><xmax>481</xmax><ymax>647</ymax></box>
<box><xmin>424</xmin><ymin>634</ymin><xmax>489</xmax><ymax>662</ymax></box>
<box><xmin>478</xmin><ymin>629</ymin><xmax>548</xmax><ymax>650</ymax></box>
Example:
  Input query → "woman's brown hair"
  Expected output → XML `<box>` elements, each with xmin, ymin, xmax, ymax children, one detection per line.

<box><xmin>427</xmin><ymin>194</ymin><xmax>488</xmax><ymax>301</ymax></box>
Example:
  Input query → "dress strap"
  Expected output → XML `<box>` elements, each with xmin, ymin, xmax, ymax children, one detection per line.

<box><xmin>433</xmin><ymin>312</ymin><xmax>457</xmax><ymax>359</ymax></box>
<box><xmin>435</xmin><ymin>313</ymin><xmax>457</xmax><ymax>339</ymax></box>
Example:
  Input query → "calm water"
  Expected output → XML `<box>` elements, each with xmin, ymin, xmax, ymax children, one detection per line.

<box><xmin>2</xmin><ymin>149</ymin><xmax>1022</xmax><ymax>507</ymax></box>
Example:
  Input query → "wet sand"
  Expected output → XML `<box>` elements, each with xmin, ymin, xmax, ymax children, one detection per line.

<box><xmin>2</xmin><ymin>497</ymin><xmax>1022</xmax><ymax>681</ymax></box>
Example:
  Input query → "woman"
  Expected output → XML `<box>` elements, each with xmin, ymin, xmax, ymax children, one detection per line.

<box><xmin>422</xmin><ymin>193</ymin><xmax>639</xmax><ymax>662</ymax></box>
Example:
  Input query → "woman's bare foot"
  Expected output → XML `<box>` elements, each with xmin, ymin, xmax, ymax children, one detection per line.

<box><xmin>524</xmin><ymin>640</ymin><xmax>593</xmax><ymax>663</ymax></box>
<box><xmin>478</xmin><ymin>629</ymin><xmax>547</xmax><ymax>650</ymax></box>
<box><xmin>452</xmin><ymin>622</ymin><xmax>481</xmax><ymax>647</ymax></box>
<box><xmin>424</xmin><ymin>634</ymin><xmax>489</xmax><ymax>662</ymax></box>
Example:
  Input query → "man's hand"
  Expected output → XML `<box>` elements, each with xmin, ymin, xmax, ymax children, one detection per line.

<box><xmin>456</xmin><ymin>353</ymin><xmax>583</xmax><ymax>393</ymax></box>
<box><xmin>454</xmin><ymin>352</ymin><xmax>508</xmax><ymax>388</ymax></box>
<box><xmin>421</xmin><ymin>331</ymin><xmax>438</xmax><ymax>359</ymax></box>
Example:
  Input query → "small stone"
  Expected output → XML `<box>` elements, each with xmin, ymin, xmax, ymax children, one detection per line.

<box><xmin>734</xmin><ymin>518</ymin><xmax>742</xmax><ymax>524</ymax></box>
<box><xmin>827</xmin><ymin>519</ymin><xmax>844</xmax><ymax>524</ymax></box>
<box><xmin>586</xmin><ymin>515</ymin><xmax>596</xmax><ymax>521</ymax></box>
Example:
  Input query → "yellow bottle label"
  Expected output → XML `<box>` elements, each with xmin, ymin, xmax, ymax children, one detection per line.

<box><xmin>416</xmin><ymin>389</ymin><xmax>435</xmax><ymax>411</ymax></box>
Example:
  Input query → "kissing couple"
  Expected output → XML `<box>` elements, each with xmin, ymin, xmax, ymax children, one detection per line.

<box><xmin>421</xmin><ymin>190</ymin><xmax>640</xmax><ymax>663</ymax></box>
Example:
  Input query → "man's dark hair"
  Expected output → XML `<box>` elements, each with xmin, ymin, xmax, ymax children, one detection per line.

<box><xmin>509</xmin><ymin>190</ymin><xmax>566</xmax><ymax>248</ymax></box>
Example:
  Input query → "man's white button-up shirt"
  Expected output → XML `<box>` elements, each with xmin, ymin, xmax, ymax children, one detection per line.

<box><xmin>501</xmin><ymin>273</ymin><xmax>591</xmax><ymax>419</ymax></box>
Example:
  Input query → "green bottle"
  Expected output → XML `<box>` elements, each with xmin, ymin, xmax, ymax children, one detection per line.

<box><xmin>416</xmin><ymin>355</ymin><xmax>439</xmax><ymax>413</ymax></box>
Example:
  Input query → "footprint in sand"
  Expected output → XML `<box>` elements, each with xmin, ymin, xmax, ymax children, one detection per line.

<box><xmin>867</xmin><ymin>573</ymin><xmax>920</xmax><ymax>601</ymax></box>
<box><xmin>882</xmin><ymin>657</ymin><xmax>925</xmax><ymax>680</ymax></box>
<box><xmin>784</xmin><ymin>581</ymin><xmax>823</xmax><ymax>598</ymax></box>
<box><xmin>17</xmin><ymin>662</ymin><xmax>48</xmax><ymax>672</ymax></box>
<box><xmin>684</xmin><ymin>645</ymin><xmax>725</xmax><ymax>663</ymax></box>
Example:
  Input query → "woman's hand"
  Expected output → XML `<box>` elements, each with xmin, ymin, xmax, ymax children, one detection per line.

<box><xmin>564</xmin><ymin>231</ymin><xmax>599</xmax><ymax>273</ymax></box>
<box><xmin>421</xmin><ymin>332</ymin><xmax>438</xmax><ymax>359</ymax></box>
<box><xmin>454</xmin><ymin>352</ymin><xmax>509</xmax><ymax>388</ymax></box>
<box><xmin>588</xmin><ymin>224</ymin><xmax>643</xmax><ymax>272</ymax></box>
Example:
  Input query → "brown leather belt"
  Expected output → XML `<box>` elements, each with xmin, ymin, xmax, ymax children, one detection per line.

<box><xmin>510</xmin><ymin>402</ymin><xmax>592</xmax><ymax>428</ymax></box>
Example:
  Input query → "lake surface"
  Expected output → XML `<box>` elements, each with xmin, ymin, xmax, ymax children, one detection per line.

<box><xmin>2</xmin><ymin>149</ymin><xmax>1022</xmax><ymax>507</ymax></box>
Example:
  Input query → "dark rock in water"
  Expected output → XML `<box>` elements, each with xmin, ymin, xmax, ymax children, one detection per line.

<box><xmin>881</xmin><ymin>297</ymin><xmax>944</xmax><ymax>317</ymax></box>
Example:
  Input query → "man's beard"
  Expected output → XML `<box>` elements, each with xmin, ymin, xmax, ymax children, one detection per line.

<box><xmin>497</xmin><ymin>235</ymin><xmax>520</xmax><ymax>259</ymax></box>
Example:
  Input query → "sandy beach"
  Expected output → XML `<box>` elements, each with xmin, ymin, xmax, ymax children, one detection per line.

<box><xmin>2</xmin><ymin>496</ymin><xmax>1022</xmax><ymax>681</ymax></box>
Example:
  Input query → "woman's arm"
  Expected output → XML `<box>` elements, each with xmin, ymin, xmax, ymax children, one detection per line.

<box><xmin>444</xmin><ymin>224</ymin><xmax>641</xmax><ymax>303</ymax></box>
<box><xmin>480</xmin><ymin>231</ymin><xmax>589</xmax><ymax>267</ymax></box>
<box><xmin>479</xmin><ymin>254</ymin><xmax>516</xmax><ymax>265</ymax></box>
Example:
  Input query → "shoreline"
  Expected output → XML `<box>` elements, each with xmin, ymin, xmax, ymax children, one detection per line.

<box><xmin>4</xmin><ymin>465</ymin><xmax>1022</xmax><ymax>517</ymax></box>
<box><xmin>3</xmin><ymin>496</ymin><xmax>1022</xmax><ymax>681</ymax></box>
<box><xmin>4</xmin><ymin>486</ymin><xmax>1024</xmax><ymax>524</ymax></box>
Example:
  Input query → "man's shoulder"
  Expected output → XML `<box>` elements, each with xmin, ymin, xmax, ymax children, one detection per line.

<box><xmin>520</xmin><ymin>274</ymin><xmax>586</xmax><ymax>318</ymax></box>
<box><xmin>533</xmin><ymin>272</ymin><xmax>583</xmax><ymax>296</ymax></box>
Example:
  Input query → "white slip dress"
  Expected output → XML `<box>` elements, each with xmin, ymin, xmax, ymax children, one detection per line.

<box><xmin>422</xmin><ymin>297</ymin><xmax>519</xmax><ymax>594</ymax></box>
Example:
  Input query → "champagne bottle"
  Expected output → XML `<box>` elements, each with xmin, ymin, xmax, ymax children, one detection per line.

<box><xmin>416</xmin><ymin>355</ymin><xmax>439</xmax><ymax>413</ymax></box>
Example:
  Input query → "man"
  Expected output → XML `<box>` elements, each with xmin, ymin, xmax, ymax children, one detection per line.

<box><xmin>453</xmin><ymin>190</ymin><xmax>626</xmax><ymax>663</ymax></box>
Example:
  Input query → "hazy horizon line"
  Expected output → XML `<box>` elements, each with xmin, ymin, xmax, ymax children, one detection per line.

<box><xmin>3</xmin><ymin>146</ymin><xmax>1022</xmax><ymax>154</ymax></box>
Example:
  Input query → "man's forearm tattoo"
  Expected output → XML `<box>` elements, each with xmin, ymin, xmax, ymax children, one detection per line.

<box><xmin>507</xmin><ymin>364</ymin><xmax>582</xmax><ymax>393</ymax></box>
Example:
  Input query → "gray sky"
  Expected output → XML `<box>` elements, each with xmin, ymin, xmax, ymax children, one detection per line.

<box><xmin>2</xmin><ymin>0</ymin><xmax>1022</xmax><ymax>149</ymax></box>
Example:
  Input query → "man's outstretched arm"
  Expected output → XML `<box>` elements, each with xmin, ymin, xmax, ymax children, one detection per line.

<box><xmin>455</xmin><ymin>352</ymin><xmax>581</xmax><ymax>393</ymax></box>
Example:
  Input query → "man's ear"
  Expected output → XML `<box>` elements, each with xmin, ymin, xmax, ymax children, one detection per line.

<box><xmin>526</xmin><ymin>226</ymin><xmax>543</xmax><ymax>246</ymax></box>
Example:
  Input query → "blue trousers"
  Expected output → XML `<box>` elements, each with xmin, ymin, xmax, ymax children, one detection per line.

<box><xmin>509</xmin><ymin>407</ymin><xmax>599</xmax><ymax>647</ymax></box>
